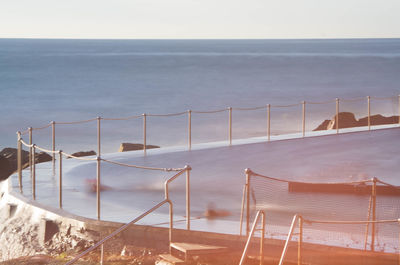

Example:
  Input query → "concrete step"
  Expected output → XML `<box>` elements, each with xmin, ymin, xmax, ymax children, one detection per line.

<box><xmin>170</xmin><ymin>242</ymin><xmax>228</xmax><ymax>257</ymax></box>
<box><xmin>157</xmin><ymin>253</ymin><xmax>185</xmax><ymax>265</ymax></box>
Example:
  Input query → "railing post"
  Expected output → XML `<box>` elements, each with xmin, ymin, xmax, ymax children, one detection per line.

<box><xmin>245</xmin><ymin>168</ymin><xmax>251</xmax><ymax>236</ymax></box>
<box><xmin>97</xmin><ymin>117</ymin><xmax>101</xmax><ymax>157</ymax></box>
<box><xmin>188</xmin><ymin>110</ymin><xmax>192</xmax><ymax>150</ymax></box>
<box><xmin>29</xmin><ymin>127</ymin><xmax>33</xmax><ymax>177</ymax></box>
<box><xmin>100</xmin><ymin>244</ymin><xmax>104</xmax><ymax>265</ymax></box>
<box><xmin>17</xmin><ymin>131</ymin><xmax>22</xmax><ymax>193</ymax></box>
<box><xmin>267</xmin><ymin>104</ymin><xmax>271</xmax><ymax>141</ymax></box>
<box><xmin>143</xmin><ymin>113</ymin><xmax>147</xmax><ymax>154</ymax></box>
<box><xmin>185</xmin><ymin>165</ymin><xmax>191</xmax><ymax>230</ymax></box>
<box><xmin>169</xmin><ymin>201</ymin><xmax>173</xmax><ymax>249</ymax></box>
<box><xmin>302</xmin><ymin>101</ymin><xmax>306</xmax><ymax>137</ymax></box>
<box><xmin>228</xmin><ymin>107</ymin><xmax>232</xmax><ymax>146</ymax></box>
<box><xmin>239</xmin><ymin>184</ymin><xmax>246</xmax><ymax>236</ymax></box>
<box><xmin>371</xmin><ymin>177</ymin><xmax>377</xmax><ymax>251</ymax></box>
<box><xmin>97</xmin><ymin>156</ymin><xmax>101</xmax><ymax>220</ymax></box>
<box><xmin>398</xmin><ymin>95</ymin><xmax>400</xmax><ymax>125</ymax></box>
<box><xmin>364</xmin><ymin>195</ymin><xmax>373</xmax><ymax>250</ymax></box>
<box><xmin>260</xmin><ymin>211</ymin><xmax>265</xmax><ymax>265</ymax></box>
<box><xmin>52</xmin><ymin>121</ymin><xmax>56</xmax><ymax>175</ymax></box>
<box><xmin>367</xmin><ymin>96</ymin><xmax>371</xmax><ymax>130</ymax></box>
<box><xmin>32</xmin><ymin>144</ymin><xmax>36</xmax><ymax>200</ymax></box>
<box><xmin>298</xmin><ymin>216</ymin><xmax>303</xmax><ymax>265</ymax></box>
<box><xmin>59</xmin><ymin>150</ymin><xmax>63</xmax><ymax>209</ymax></box>
<box><xmin>335</xmin><ymin>98</ymin><xmax>339</xmax><ymax>134</ymax></box>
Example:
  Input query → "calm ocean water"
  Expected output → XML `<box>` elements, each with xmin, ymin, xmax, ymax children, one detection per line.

<box><xmin>1</xmin><ymin>38</ymin><xmax>400</xmax><ymax>153</ymax></box>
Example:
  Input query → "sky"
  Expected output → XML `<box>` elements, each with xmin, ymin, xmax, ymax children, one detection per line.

<box><xmin>1</xmin><ymin>0</ymin><xmax>400</xmax><ymax>39</ymax></box>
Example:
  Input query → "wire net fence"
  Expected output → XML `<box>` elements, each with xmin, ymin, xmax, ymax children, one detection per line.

<box><xmin>277</xmin><ymin>218</ymin><xmax>399</xmax><ymax>265</ymax></box>
<box><xmin>243</xmin><ymin>169</ymin><xmax>400</xmax><ymax>264</ymax></box>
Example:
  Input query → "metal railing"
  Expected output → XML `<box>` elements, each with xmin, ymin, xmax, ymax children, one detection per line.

<box><xmin>239</xmin><ymin>210</ymin><xmax>266</xmax><ymax>265</ymax></box>
<box><xmin>278</xmin><ymin>215</ymin><xmax>400</xmax><ymax>265</ymax></box>
<box><xmin>18</xmin><ymin>95</ymin><xmax>400</xmax><ymax>177</ymax></box>
<box><xmin>16</xmin><ymin>136</ymin><xmax>191</xmax><ymax>228</ymax></box>
<box><xmin>65</xmin><ymin>164</ymin><xmax>191</xmax><ymax>264</ymax></box>
<box><xmin>240</xmin><ymin>168</ymin><xmax>400</xmax><ymax>252</ymax></box>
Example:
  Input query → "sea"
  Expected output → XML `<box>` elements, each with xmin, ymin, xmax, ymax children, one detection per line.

<box><xmin>1</xmin><ymin>38</ymin><xmax>400</xmax><ymax>153</ymax></box>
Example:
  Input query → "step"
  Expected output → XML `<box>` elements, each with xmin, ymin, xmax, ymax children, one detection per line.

<box><xmin>158</xmin><ymin>253</ymin><xmax>185</xmax><ymax>265</ymax></box>
<box><xmin>170</xmin><ymin>242</ymin><xmax>228</xmax><ymax>257</ymax></box>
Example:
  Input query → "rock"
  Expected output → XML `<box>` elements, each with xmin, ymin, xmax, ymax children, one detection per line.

<box><xmin>358</xmin><ymin>114</ymin><xmax>399</xmax><ymax>126</ymax></box>
<box><xmin>118</xmin><ymin>143</ymin><xmax>160</xmax><ymax>152</ymax></box>
<box><xmin>313</xmin><ymin>120</ymin><xmax>331</xmax><ymax>131</ymax></box>
<box><xmin>67</xmin><ymin>150</ymin><xmax>96</xmax><ymax>159</ymax></box>
<box><xmin>0</xmin><ymin>148</ymin><xmax>29</xmax><ymax>171</ymax></box>
<box><xmin>0</xmin><ymin>155</ymin><xmax>12</xmax><ymax>181</ymax></box>
<box><xmin>313</xmin><ymin>112</ymin><xmax>400</xmax><ymax>131</ymax></box>
<box><xmin>0</xmin><ymin>148</ymin><xmax>52</xmax><ymax>181</ymax></box>
<box><xmin>327</xmin><ymin>112</ymin><xmax>358</xmax><ymax>130</ymax></box>
<box><xmin>35</xmin><ymin>152</ymin><xmax>52</xmax><ymax>164</ymax></box>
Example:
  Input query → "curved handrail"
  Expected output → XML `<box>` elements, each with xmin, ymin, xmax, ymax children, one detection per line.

<box><xmin>65</xmin><ymin>199</ymin><xmax>172</xmax><ymax>265</ymax></box>
<box><xmin>65</xmin><ymin>165</ymin><xmax>190</xmax><ymax>264</ymax></box>
<box><xmin>239</xmin><ymin>210</ymin><xmax>266</xmax><ymax>265</ymax></box>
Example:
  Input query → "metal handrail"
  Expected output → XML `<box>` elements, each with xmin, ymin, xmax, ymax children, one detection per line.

<box><xmin>66</xmin><ymin>165</ymin><xmax>190</xmax><ymax>264</ymax></box>
<box><xmin>239</xmin><ymin>210</ymin><xmax>266</xmax><ymax>265</ymax></box>
<box><xmin>65</xmin><ymin>199</ymin><xmax>172</xmax><ymax>265</ymax></box>
<box><xmin>278</xmin><ymin>215</ymin><xmax>300</xmax><ymax>265</ymax></box>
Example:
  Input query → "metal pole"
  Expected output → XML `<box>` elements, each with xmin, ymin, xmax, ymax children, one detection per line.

<box><xmin>245</xmin><ymin>168</ymin><xmax>251</xmax><ymax>236</ymax></box>
<box><xmin>371</xmin><ymin>177</ymin><xmax>377</xmax><ymax>251</ymax></box>
<box><xmin>398</xmin><ymin>95</ymin><xmax>400</xmax><ymax>125</ymax></box>
<box><xmin>267</xmin><ymin>104</ymin><xmax>271</xmax><ymax>141</ymax></box>
<box><xmin>32</xmin><ymin>145</ymin><xmax>36</xmax><ymax>200</ymax></box>
<box><xmin>239</xmin><ymin>210</ymin><xmax>262</xmax><ymax>265</ymax></box>
<box><xmin>298</xmin><ymin>216</ymin><xmax>303</xmax><ymax>265</ymax></box>
<box><xmin>169</xmin><ymin>201</ymin><xmax>173</xmax><ymax>251</ymax></box>
<box><xmin>97</xmin><ymin>156</ymin><xmax>101</xmax><ymax>220</ymax></box>
<box><xmin>188</xmin><ymin>110</ymin><xmax>192</xmax><ymax>150</ymax></box>
<box><xmin>97</xmin><ymin>117</ymin><xmax>101</xmax><ymax>157</ymax></box>
<box><xmin>367</xmin><ymin>96</ymin><xmax>371</xmax><ymax>130</ymax></box>
<box><xmin>228</xmin><ymin>107</ymin><xmax>232</xmax><ymax>145</ymax></box>
<box><xmin>398</xmin><ymin>219</ymin><xmax>400</xmax><ymax>265</ymax></box>
<box><xmin>302</xmin><ymin>101</ymin><xmax>306</xmax><ymax>137</ymax></box>
<box><xmin>335</xmin><ymin>98</ymin><xmax>339</xmax><ymax>134</ymax></box>
<box><xmin>279</xmin><ymin>215</ymin><xmax>298</xmax><ymax>265</ymax></box>
<box><xmin>52</xmin><ymin>121</ymin><xmax>56</xmax><ymax>175</ymax></box>
<box><xmin>17</xmin><ymin>131</ymin><xmax>22</xmax><ymax>193</ymax></box>
<box><xmin>185</xmin><ymin>165</ymin><xmax>191</xmax><ymax>230</ymax></box>
<box><xmin>59</xmin><ymin>150</ymin><xmax>63</xmax><ymax>209</ymax></box>
<box><xmin>239</xmin><ymin>184</ymin><xmax>246</xmax><ymax>236</ymax></box>
<box><xmin>29</xmin><ymin>127</ymin><xmax>32</xmax><ymax>177</ymax></box>
<box><xmin>364</xmin><ymin>195</ymin><xmax>373</xmax><ymax>250</ymax></box>
<box><xmin>100</xmin><ymin>244</ymin><xmax>104</xmax><ymax>265</ymax></box>
<box><xmin>143</xmin><ymin>113</ymin><xmax>147</xmax><ymax>154</ymax></box>
<box><xmin>260</xmin><ymin>211</ymin><xmax>265</xmax><ymax>265</ymax></box>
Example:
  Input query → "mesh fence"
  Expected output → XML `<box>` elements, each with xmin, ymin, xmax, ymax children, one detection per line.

<box><xmin>244</xmin><ymin>170</ymin><xmax>400</xmax><ymax>262</ymax></box>
<box><xmin>277</xmin><ymin>219</ymin><xmax>400</xmax><ymax>265</ymax></box>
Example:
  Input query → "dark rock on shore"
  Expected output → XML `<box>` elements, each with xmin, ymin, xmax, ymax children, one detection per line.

<box><xmin>327</xmin><ymin>112</ymin><xmax>358</xmax><ymax>130</ymax></box>
<box><xmin>67</xmin><ymin>150</ymin><xmax>96</xmax><ymax>159</ymax></box>
<box><xmin>313</xmin><ymin>112</ymin><xmax>399</xmax><ymax>131</ymax></box>
<box><xmin>0</xmin><ymin>148</ymin><xmax>52</xmax><ymax>181</ymax></box>
<box><xmin>358</xmin><ymin>114</ymin><xmax>399</xmax><ymax>126</ymax></box>
<box><xmin>0</xmin><ymin>156</ymin><xmax>11</xmax><ymax>181</ymax></box>
<box><xmin>118</xmin><ymin>143</ymin><xmax>160</xmax><ymax>152</ymax></box>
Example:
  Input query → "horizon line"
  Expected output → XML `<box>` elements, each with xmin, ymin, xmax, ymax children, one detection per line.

<box><xmin>1</xmin><ymin>37</ymin><xmax>400</xmax><ymax>41</ymax></box>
